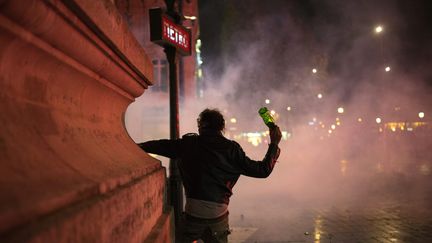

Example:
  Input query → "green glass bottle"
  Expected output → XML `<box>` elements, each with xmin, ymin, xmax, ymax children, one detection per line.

<box><xmin>258</xmin><ymin>107</ymin><xmax>276</xmax><ymax>128</ymax></box>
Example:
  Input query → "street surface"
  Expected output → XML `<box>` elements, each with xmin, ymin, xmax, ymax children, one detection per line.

<box><xmin>228</xmin><ymin>175</ymin><xmax>432</xmax><ymax>243</ymax></box>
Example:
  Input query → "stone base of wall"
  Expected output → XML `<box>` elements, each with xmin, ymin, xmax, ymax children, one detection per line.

<box><xmin>144</xmin><ymin>208</ymin><xmax>175</xmax><ymax>243</ymax></box>
<box><xmin>1</xmin><ymin>168</ymin><xmax>172</xmax><ymax>243</ymax></box>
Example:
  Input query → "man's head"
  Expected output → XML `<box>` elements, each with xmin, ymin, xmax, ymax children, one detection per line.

<box><xmin>197</xmin><ymin>108</ymin><xmax>225</xmax><ymax>133</ymax></box>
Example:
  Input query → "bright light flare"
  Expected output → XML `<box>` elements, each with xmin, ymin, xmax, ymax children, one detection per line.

<box><xmin>337</xmin><ymin>107</ymin><xmax>344</xmax><ymax>114</ymax></box>
<box><xmin>331</xmin><ymin>124</ymin><xmax>336</xmax><ymax>130</ymax></box>
<box><xmin>317</xmin><ymin>93</ymin><xmax>323</xmax><ymax>99</ymax></box>
<box><xmin>385</xmin><ymin>66</ymin><xmax>391</xmax><ymax>72</ymax></box>
<box><xmin>270</xmin><ymin>110</ymin><xmax>276</xmax><ymax>116</ymax></box>
<box><xmin>287</xmin><ymin>106</ymin><xmax>291</xmax><ymax>111</ymax></box>
<box><xmin>246</xmin><ymin>132</ymin><xmax>262</xmax><ymax>147</ymax></box>
<box><xmin>376</xmin><ymin>117</ymin><xmax>382</xmax><ymax>124</ymax></box>
<box><xmin>184</xmin><ymin>15</ymin><xmax>197</xmax><ymax>20</ymax></box>
<box><xmin>230</xmin><ymin>118</ymin><xmax>237</xmax><ymax>123</ymax></box>
<box><xmin>419</xmin><ymin>112</ymin><xmax>425</xmax><ymax>119</ymax></box>
<box><xmin>375</xmin><ymin>25</ymin><xmax>383</xmax><ymax>33</ymax></box>
<box><xmin>265</xmin><ymin>99</ymin><xmax>270</xmax><ymax>104</ymax></box>
<box><xmin>312</xmin><ymin>68</ymin><xmax>317</xmax><ymax>73</ymax></box>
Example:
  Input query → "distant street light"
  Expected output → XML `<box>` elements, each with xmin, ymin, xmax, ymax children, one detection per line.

<box><xmin>375</xmin><ymin>25</ymin><xmax>383</xmax><ymax>33</ymax></box>
<box><xmin>312</xmin><ymin>68</ymin><xmax>317</xmax><ymax>73</ymax></box>
<box><xmin>265</xmin><ymin>99</ymin><xmax>270</xmax><ymax>104</ymax></box>
<box><xmin>287</xmin><ymin>106</ymin><xmax>291</xmax><ymax>111</ymax></box>
<box><xmin>230</xmin><ymin>118</ymin><xmax>237</xmax><ymax>123</ymax></box>
<box><xmin>337</xmin><ymin>107</ymin><xmax>344</xmax><ymax>114</ymax></box>
<box><xmin>419</xmin><ymin>112</ymin><xmax>425</xmax><ymax>119</ymax></box>
<box><xmin>317</xmin><ymin>93</ymin><xmax>323</xmax><ymax>99</ymax></box>
<box><xmin>385</xmin><ymin>66</ymin><xmax>391</xmax><ymax>72</ymax></box>
<box><xmin>376</xmin><ymin>117</ymin><xmax>382</xmax><ymax>124</ymax></box>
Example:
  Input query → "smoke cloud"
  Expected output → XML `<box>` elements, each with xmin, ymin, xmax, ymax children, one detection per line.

<box><xmin>126</xmin><ymin>0</ymin><xmax>432</xmax><ymax>240</ymax></box>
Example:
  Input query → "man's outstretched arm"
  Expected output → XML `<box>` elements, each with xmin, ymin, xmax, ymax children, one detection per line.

<box><xmin>137</xmin><ymin>139</ymin><xmax>182</xmax><ymax>159</ymax></box>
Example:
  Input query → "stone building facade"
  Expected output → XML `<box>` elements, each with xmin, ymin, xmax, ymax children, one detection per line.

<box><xmin>0</xmin><ymin>0</ymin><xmax>179</xmax><ymax>242</ymax></box>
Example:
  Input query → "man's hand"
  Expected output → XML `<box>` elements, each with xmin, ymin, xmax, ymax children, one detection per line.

<box><xmin>269</xmin><ymin>125</ymin><xmax>282</xmax><ymax>145</ymax></box>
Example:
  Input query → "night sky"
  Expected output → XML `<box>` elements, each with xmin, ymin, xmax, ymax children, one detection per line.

<box><xmin>198</xmin><ymin>0</ymin><xmax>432</xmax><ymax>91</ymax></box>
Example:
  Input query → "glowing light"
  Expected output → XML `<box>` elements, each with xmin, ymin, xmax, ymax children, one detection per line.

<box><xmin>317</xmin><ymin>93</ymin><xmax>323</xmax><ymax>99</ymax></box>
<box><xmin>312</xmin><ymin>68</ymin><xmax>317</xmax><ymax>73</ymax></box>
<box><xmin>230</xmin><ymin>118</ymin><xmax>237</xmax><ymax>123</ymax></box>
<box><xmin>314</xmin><ymin>216</ymin><xmax>323</xmax><ymax>241</ymax></box>
<box><xmin>270</xmin><ymin>110</ymin><xmax>276</xmax><ymax>116</ymax></box>
<box><xmin>384</xmin><ymin>121</ymin><xmax>427</xmax><ymax>132</ymax></box>
<box><xmin>358</xmin><ymin>118</ymin><xmax>363</xmax><ymax>122</ymax></box>
<box><xmin>312</xmin><ymin>117</ymin><xmax>317</xmax><ymax>122</ymax></box>
<box><xmin>336</xmin><ymin>121</ymin><xmax>341</xmax><ymax>126</ymax></box>
<box><xmin>376</xmin><ymin>117</ymin><xmax>382</xmax><ymax>124</ymax></box>
<box><xmin>265</xmin><ymin>99</ymin><xmax>270</xmax><ymax>104</ymax></box>
<box><xmin>281</xmin><ymin>131</ymin><xmax>290</xmax><ymax>140</ymax></box>
<box><xmin>375</xmin><ymin>25</ymin><xmax>383</xmax><ymax>33</ymax></box>
<box><xmin>286</xmin><ymin>106</ymin><xmax>291</xmax><ymax>111</ymax></box>
<box><xmin>184</xmin><ymin>15</ymin><xmax>197</xmax><ymax>20</ymax></box>
<box><xmin>420</xmin><ymin>164</ymin><xmax>430</xmax><ymax>175</ymax></box>
<box><xmin>321</xmin><ymin>124</ymin><xmax>325</xmax><ymax>128</ymax></box>
<box><xmin>340</xmin><ymin>160</ymin><xmax>348</xmax><ymax>176</ymax></box>
<box><xmin>328</xmin><ymin>130</ymin><xmax>332</xmax><ymax>134</ymax></box>
<box><xmin>419</xmin><ymin>112</ymin><xmax>425</xmax><ymax>119</ymax></box>
<box><xmin>337</xmin><ymin>107</ymin><xmax>344</xmax><ymax>114</ymax></box>
<box><xmin>385</xmin><ymin>66</ymin><xmax>391</xmax><ymax>72</ymax></box>
<box><xmin>246</xmin><ymin>132</ymin><xmax>262</xmax><ymax>147</ymax></box>
<box><xmin>331</xmin><ymin>124</ymin><xmax>336</xmax><ymax>130</ymax></box>
<box><xmin>379</xmin><ymin>127</ymin><xmax>383</xmax><ymax>132</ymax></box>
<box><xmin>387</xmin><ymin>123</ymin><xmax>398</xmax><ymax>132</ymax></box>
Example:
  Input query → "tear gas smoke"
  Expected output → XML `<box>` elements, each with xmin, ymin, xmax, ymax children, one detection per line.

<box><xmin>125</xmin><ymin>0</ymin><xmax>432</xmax><ymax>239</ymax></box>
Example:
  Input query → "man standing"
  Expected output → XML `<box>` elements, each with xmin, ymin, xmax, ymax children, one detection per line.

<box><xmin>138</xmin><ymin>108</ymin><xmax>281</xmax><ymax>243</ymax></box>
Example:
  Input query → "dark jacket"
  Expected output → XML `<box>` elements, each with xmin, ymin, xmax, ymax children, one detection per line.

<box><xmin>138</xmin><ymin>130</ymin><xmax>280</xmax><ymax>204</ymax></box>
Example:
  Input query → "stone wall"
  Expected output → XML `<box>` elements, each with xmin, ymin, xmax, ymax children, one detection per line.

<box><xmin>0</xmin><ymin>0</ymin><xmax>172</xmax><ymax>242</ymax></box>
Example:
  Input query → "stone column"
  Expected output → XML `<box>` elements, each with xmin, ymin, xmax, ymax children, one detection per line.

<box><xmin>0</xmin><ymin>0</ymin><xmax>172</xmax><ymax>242</ymax></box>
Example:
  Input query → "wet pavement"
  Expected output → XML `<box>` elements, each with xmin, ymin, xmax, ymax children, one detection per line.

<box><xmin>230</xmin><ymin>200</ymin><xmax>432</xmax><ymax>242</ymax></box>
<box><xmin>228</xmin><ymin>176</ymin><xmax>432</xmax><ymax>243</ymax></box>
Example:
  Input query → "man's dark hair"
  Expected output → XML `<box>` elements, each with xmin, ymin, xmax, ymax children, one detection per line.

<box><xmin>197</xmin><ymin>108</ymin><xmax>225</xmax><ymax>131</ymax></box>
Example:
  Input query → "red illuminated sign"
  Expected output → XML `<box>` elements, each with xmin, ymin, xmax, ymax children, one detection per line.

<box><xmin>150</xmin><ymin>8</ymin><xmax>192</xmax><ymax>56</ymax></box>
